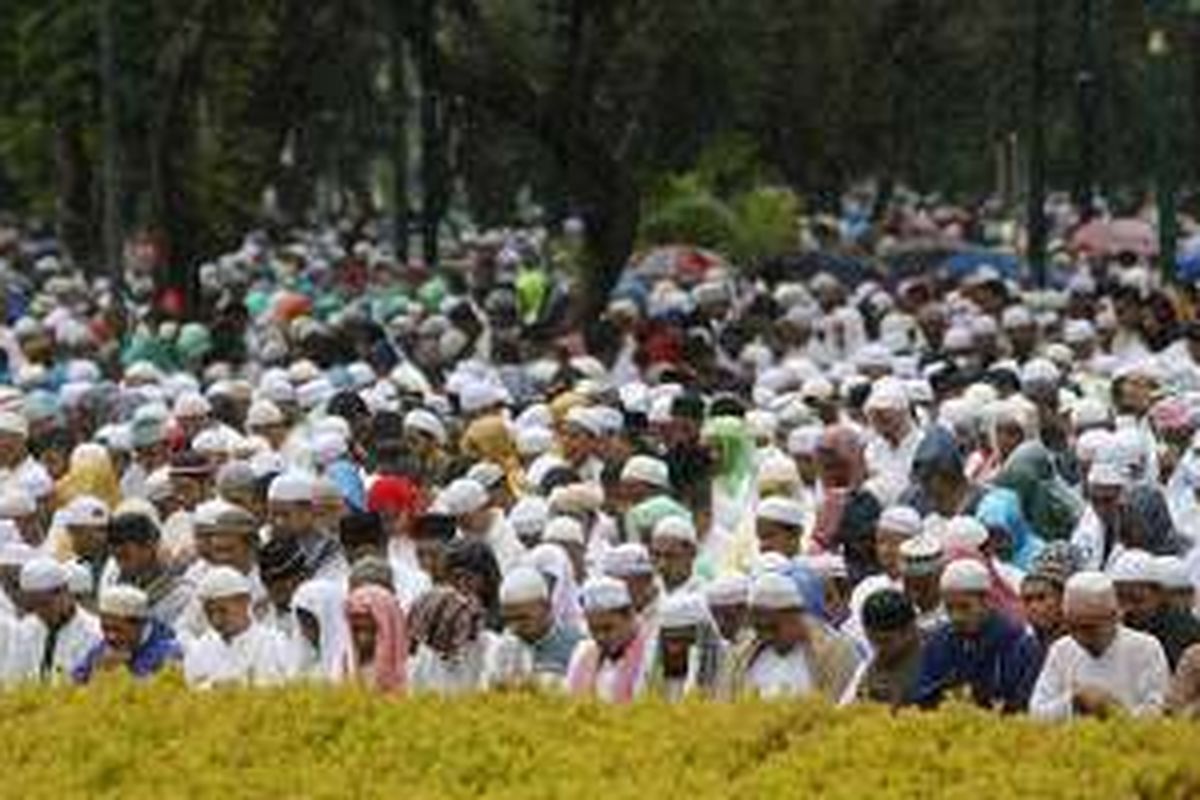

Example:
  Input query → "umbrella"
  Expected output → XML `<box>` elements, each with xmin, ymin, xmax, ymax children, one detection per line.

<box><xmin>940</xmin><ymin>250</ymin><xmax>1022</xmax><ymax>281</ymax></box>
<box><xmin>759</xmin><ymin>251</ymin><xmax>873</xmax><ymax>287</ymax></box>
<box><xmin>631</xmin><ymin>246</ymin><xmax>728</xmax><ymax>284</ymax></box>
<box><xmin>1070</xmin><ymin>218</ymin><xmax>1158</xmax><ymax>257</ymax></box>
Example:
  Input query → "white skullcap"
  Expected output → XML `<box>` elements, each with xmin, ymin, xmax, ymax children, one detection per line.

<box><xmin>173</xmin><ymin>391</ymin><xmax>211</xmax><ymax>419</ymax></box>
<box><xmin>1020</xmin><ymin>358</ymin><xmax>1060</xmax><ymax>389</ymax></box>
<box><xmin>403</xmin><ymin>409</ymin><xmax>447</xmax><ymax>445</ymax></box>
<box><xmin>1086</xmin><ymin>461</ymin><xmax>1128</xmax><ymax>489</ymax></box>
<box><xmin>516</xmin><ymin>425</ymin><xmax>555</xmax><ymax>457</ymax></box>
<box><xmin>1072</xmin><ymin>400</ymin><xmax>1112</xmax><ymax>431</ymax></box>
<box><xmin>565</xmin><ymin>406</ymin><xmax>605</xmax><ymax>437</ymax></box>
<box><xmin>757</xmin><ymin>497</ymin><xmax>806</xmax><ymax>529</ymax></box>
<box><xmin>900</xmin><ymin>534</ymin><xmax>945</xmax><ymax>576</ymax></box>
<box><xmin>581</xmin><ymin>576</ymin><xmax>632</xmax><ymax>613</ymax></box>
<box><xmin>620</xmin><ymin>455</ymin><xmax>671</xmax><ymax>490</ymax></box>
<box><xmin>467</xmin><ymin>461</ymin><xmax>505</xmax><ymax>490</ymax></box>
<box><xmin>942</xmin><ymin>516</ymin><xmax>989</xmax><ymax>552</ymax></box>
<box><xmin>0</xmin><ymin>540</ymin><xmax>34</xmax><ymax>567</ymax></box>
<box><xmin>65</xmin><ymin>561</ymin><xmax>93</xmax><ymax>595</ymax></box>
<box><xmin>95</xmin><ymin>424</ymin><xmax>133</xmax><ymax>452</ymax></box>
<box><xmin>268</xmin><ymin>472</ymin><xmax>314</xmax><ymax>504</ymax></box>
<box><xmin>1108</xmin><ymin>549</ymin><xmax>1158</xmax><ymax>584</ymax></box>
<box><xmin>297</xmin><ymin>378</ymin><xmax>334</xmax><ymax>411</ymax></box>
<box><xmin>878</xmin><ymin>506</ymin><xmax>922</xmax><ymax>538</ymax></box>
<box><xmin>261</xmin><ymin>379</ymin><xmax>296</xmax><ymax>406</ymax></box>
<box><xmin>864</xmin><ymin>377</ymin><xmax>910</xmax><ymax>413</ymax></box>
<box><xmin>704</xmin><ymin>573</ymin><xmax>750</xmax><ymax>607</ymax></box>
<box><xmin>63</xmin><ymin>495</ymin><xmax>110</xmax><ymax>527</ymax></box>
<box><xmin>99</xmin><ymin>585</ymin><xmax>149</xmax><ymax>618</ymax></box>
<box><xmin>944</xmin><ymin>326</ymin><xmax>974</xmax><ymax>352</ymax></box>
<box><xmin>434</xmin><ymin>479</ymin><xmax>489</xmax><ymax>517</ymax></box>
<box><xmin>1154</xmin><ymin>556</ymin><xmax>1192</xmax><ymax>590</ymax></box>
<box><xmin>751</xmin><ymin>552</ymin><xmax>793</xmax><ymax>577</ymax></box>
<box><xmin>508</xmin><ymin>497</ymin><xmax>550</xmax><ymax>538</ymax></box>
<box><xmin>499</xmin><ymin>565</ymin><xmax>550</xmax><ymax>606</ymax></box>
<box><xmin>801</xmin><ymin>377</ymin><xmax>835</xmax><ymax>402</ymax></box>
<box><xmin>459</xmin><ymin>380</ymin><xmax>509</xmax><ymax>414</ymax></box>
<box><xmin>193</xmin><ymin>428</ymin><xmax>236</xmax><ymax>456</ymax></box>
<box><xmin>939</xmin><ymin>558</ymin><xmax>990</xmax><ymax>593</ymax></box>
<box><xmin>659</xmin><ymin>592</ymin><xmax>712</xmax><ymax>630</ymax></box>
<box><xmin>246</xmin><ymin>400</ymin><xmax>285</xmax><ymax>428</ymax></box>
<box><xmin>971</xmin><ymin>316</ymin><xmax>999</xmax><ymax>338</ymax></box>
<box><xmin>749</xmin><ymin>571</ymin><xmax>805</xmax><ymax>611</ymax></box>
<box><xmin>0</xmin><ymin>490</ymin><xmax>36</xmax><ymax>518</ymax></box>
<box><xmin>855</xmin><ymin>343</ymin><xmax>893</xmax><ymax>372</ymax></box>
<box><xmin>548</xmin><ymin>483</ymin><xmax>604</xmax><ymax>515</ymax></box>
<box><xmin>19</xmin><ymin>557</ymin><xmax>68</xmax><ymax>593</ymax></box>
<box><xmin>1063</xmin><ymin>571</ymin><xmax>1118</xmax><ymax>616</ymax></box>
<box><xmin>312</xmin><ymin>431</ymin><xmax>349</xmax><ymax>466</ymax></box>
<box><xmin>0</xmin><ymin>411</ymin><xmax>28</xmax><ymax>438</ymax></box>
<box><xmin>1075</xmin><ymin>430</ymin><xmax>1114</xmax><ymax>464</ymax></box>
<box><xmin>543</xmin><ymin>516</ymin><xmax>586</xmax><ymax>547</ymax></box>
<box><xmin>1063</xmin><ymin>319</ymin><xmax>1096</xmax><ymax>345</ymax></box>
<box><xmin>198</xmin><ymin>565</ymin><xmax>252</xmax><ymax>601</ymax></box>
<box><xmin>1001</xmin><ymin>306</ymin><xmax>1034</xmax><ymax>329</ymax></box>
<box><xmin>757</xmin><ymin>451</ymin><xmax>800</xmax><ymax>489</ymax></box>
<box><xmin>602</xmin><ymin>543</ymin><xmax>655</xmax><ymax>578</ymax></box>
<box><xmin>652</xmin><ymin>515</ymin><xmax>697</xmax><ymax>545</ymax></box>
<box><xmin>787</xmin><ymin>424</ymin><xmax>824</xmax><ymax>457</ymax></box>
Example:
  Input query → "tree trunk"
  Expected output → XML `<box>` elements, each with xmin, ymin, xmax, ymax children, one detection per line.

<box><xmin>54</xmin><ymin>119</ymin><xmax>95</xmax><ymax>273</ymax></box>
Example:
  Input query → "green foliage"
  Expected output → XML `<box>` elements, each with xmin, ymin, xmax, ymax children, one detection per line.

<box><xmin>730</xmin><ymin>186</ymin><xmax>801</xmax><ymax>263</ymax></box>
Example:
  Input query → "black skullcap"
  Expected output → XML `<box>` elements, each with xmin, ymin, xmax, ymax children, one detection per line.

<box><xmin>328</xmin><ymin>390</ymin><xmax>370</xmax><ymax>422</ymax></box>
<box><xmin>412</xmin><ymin>513</ymin><xmax>457</xmax><ymax>543</ymax></box>
<box><xmin>862</xmin><ymin>588</ymin><xmax>917</xmax><ymax>633</ymax></box>
<box><xmin>258</xmin><ymin>537</ymin><xmax>308</xmax><ymax>580</ymax></box>
<box><xmin>670</xmin><ymin>392</ymin><xmax>705</xmax><ymax>423</ymax></box>
<box><xmin>108</xmin><ymin>512</ymin><xmax>161</xmax><ymax>547</ymax></box>
<box><xmin>709</xmin><ymin>394</ymin><xmax>747</xmax><ymax>418</ymax></box>
<box><xmin>339</xmin><ymin>512</ymin><xmax>386</xmax><ymax>552</ymax></box>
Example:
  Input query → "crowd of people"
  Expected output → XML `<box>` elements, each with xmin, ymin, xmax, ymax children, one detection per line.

<box><xmin>1</xmin><ymin>204</ymin><xmax>1200</xmax><ymax>721</ymax></box>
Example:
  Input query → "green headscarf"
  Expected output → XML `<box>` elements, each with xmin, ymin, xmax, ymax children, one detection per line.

<box><xmin>625</xmin><ymin>495</ymin><xmax>691</xmax><ymax>542</ymax></box>
<box><xmin>516</xmin><ymin>266</ymin><xmax>549</xmax><ymax>325</ymax></box>
<box><xmin>991</xmin><ymin>441</ymin><xmax>1083</xmax><ymax>542</ymax></box>
<box><xmin>702</xmin><ymin>416</ymin><xmax>756</xmax><ymax>496</ymax></box>
<box><xmin>176</xmin><ymin>322</ymin><xmax>212</xmax><ymax>363</ymax></box>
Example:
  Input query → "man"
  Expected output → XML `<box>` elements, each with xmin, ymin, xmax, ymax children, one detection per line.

<box><xmin>1110</xmin><ymin>548</ymin><xmax>1200</xmax><ymax>669</ymax></box>
<box><xmin>841</xmin><ymin>588</ymin><xmax>923</xmax><ymax>707</ymax></box>
<box><xmin>178</xmin><ymin>499</ymin><xmax>268</xmax><ymax>642</ymax></box>
<box><xmin>566</xmin><ymin>576</ymin><xmax>652</xmax><ymax>702</ymax></box>
<box><xmin>257</xmin><ymin>537</ymin><xmax>311</xmax><ymax>637</ymax></box>
<box><xmin>874</xmin><ymin>506</ymin><xmax>921</xmax><ymax>582</ymax></box>
<box><xmin>650</xmin><ymin>516</ymin><xmax>700</xmax><ymax>596</ymax></box>
<box><xmin>618</xmin><ymin>455</ymin><xmax>674</xmax><ymax>511</ymax></box>
<box><xmin>121</xmin><ymin>416</ymin><xmax>169</xmax><ymax>500</ymax></box>
<box><xmin>1021</xmin><ymin>544</ymin><xmax>1076</xmax><ymax>661</ymax></box>
<box><xmin>0</xmin><ymin>490</ymin><xmax>43</xmax><ymax>549</ymax></box>
<box><xmin>911</xmin><ymin>559</ymin><xmax>1040</xmax><ymax>712</ymax></box>
<box><xmin>267</xmin><ymin>471</ymin><xmax>348</xmax><ymax>581</ymax></box>
<box><xmin>73</xmin><ymin>585</ymin><xmax>182</xmax><ymax>682</ymax></box>
<box><xmin>602</xmin><ymin>543</ymin><xmax>660</xmax><ymax>621</ymax></box>
<box><xmin>898</xmin><ymin>534</ymin><xmax>946</xmax><ymax>635</ymax></box>
<box><xmin>755</xmin><ymin>497</ymin><xmax>805</xmax><ymax>559</ymax></box>
<box><xmin>1029</xmin><ymin>572</ymin><xmax>1170</xmax><ymax>719</ymax></box>
<box><xmin>435</xmin><ymin>477</ymin><xmax>524</xmax><ymax>573</ymax></box>
<box><xmin>106</xmin><ymin>510</ymin><xmax>192</xmax><ymax>628</ymax></box>
<box><xmin>0</xmin><ymin>411</ymin><xmax>52</xmax><ymax>514</ymax></box>
<box><xmin>646</xmin><ymin>592</ymin><xmax>725</xmax><ymax>701</ymax></box>
<box><xmin>704</xmin><ymin>573</ymin><xmax>749</xmax><ymax>645</ymax></box>
<box><xmin>60</xmin><ymin>495</ymin><xmax>110</xmax><ymax>586</ymax></box>
<box><xmin>560</xmin><ymin>406</ymin><xmax>606</xmax><ymax>484</ymax></box>
<box><xmin>722</xmin><ymin>571</ymin><xmax>859</xmax><ymax>701</ymax></box>
<box><xmin>483</xmin><ymin>566</ymin><xmax>582</xmax><ymax>689</ymax></box>
<box><xmin>8</xmin><ymin>558</ymin><xmax>101</xmax><ymax>683</ymax></box>
<box><xmin>162</xmin><ymin>449</ymin><xmax>214</xmax><ymax>564</ymax></box>
<box><xmin>183</xmin><ymin>566</ymin><xmax>291</xmax><ymax>688</ymax></box>
<box><xmin>863</xmin><ymin>377</ymin><xmax>921</xmax><ymax>505</ymax></box>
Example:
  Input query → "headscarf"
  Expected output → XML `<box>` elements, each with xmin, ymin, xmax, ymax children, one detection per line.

<box><xmin>1120</xmin><ymin>484</ymin><xmax>1186</xmax><ymax>556</ymax></box>
<box><xmin>991</xmin><ymin>441</ymin><xmax>1082</xmax><ymax>542</ymax></box>
<box><xmin>443</xmin><ymin>539</ymin><xmax>503</xmax><ymax>630</ymax></box>
<box><xmin>56</xmin><ymin>443</ymin><xmax>121</xmax><ymax>509</ymax></box>
<box><xmin>325</xmin><ymin>460</ymin><xmax>365</xmax><ymax>512</ymax></box>
<box><xmin>524</xmin><ymin>543</ymin><xmax>585</xmax><ymax>633</ymax></box>
<box><xmin>292</xmin><ymin>579</ymin><xmax>350</xmax><ymax>682</ymax></box>
<box><xmin>624</xmin><ymin>495</ymin><xmax>691</xmax><ymax>544</ymax></box>
<box><xmin>345</xmin><ymin>585</ymin><xmax>409</xmax><ymax>692</ymax></box>
<box><xmin>366</xmin><ymin>475</ymin><xmax>426</xmax><ymax>517</ymax></box>
<box><xmin>811</xmin><ymin>425</ymin><xmax>867</xmax><ymax>552</ymax></box>
<box><xmin>975</xmin><ymin>488</ymin><xmax>1045</xmax><ymax>571</ymax></box>
<box><xmin>911</xmin><ymin>425</ymin><xmax>965</xmax><ymax>484</ymax></box>
<box><xmin>461</xmin><ymin>414</ymin><xmax>522</xmax><ymax>490</ymax></box>
<box><xmin>408</xmin><ymin>587</ymin><xmax>485</xmax><ymax>660</ymax></box>
<box><xmin>701</xmin><ymin>416</ymin><xmax>756</xmax><ymax>497</ymax></box>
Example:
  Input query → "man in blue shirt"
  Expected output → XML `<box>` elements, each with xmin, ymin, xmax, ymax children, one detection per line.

<box><xmin>911</xmin><ymin>558</ymin><xmax>1039</xmax><ymax>712</ymax></box>
<box><xmin>73</xmin><ymin>585</ymin><xmax>182</xmax><ymax>683</ymax></box>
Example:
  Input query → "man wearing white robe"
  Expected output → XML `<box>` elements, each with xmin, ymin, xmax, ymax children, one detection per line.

<box><xmin>1029</xmin><ymin>572</ymin><xmax>1170</xmax><ymax>720</ymax></box>
<box><xmin>7</xmin><ymin>558</ymin><xmax>101</xmax><ymax>683</ymax></box>
<box><xmin>183</xmin><ymin>566</ymin><xmax>291</xmax><ymax>688</ymax></box>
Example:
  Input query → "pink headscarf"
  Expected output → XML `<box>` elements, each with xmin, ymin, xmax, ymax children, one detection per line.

<box><xmin>345</xmin><ymin>585</ymin><xmax>409</xmax><ymax>693</ymax></box>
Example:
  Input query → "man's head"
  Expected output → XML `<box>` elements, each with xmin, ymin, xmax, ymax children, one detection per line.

<box><xmin>267</xmin><ymin>472</ymin><xmax>315</xmax><ymax>538</ymax></box>
<box><xmin>195</xmin><ymin>499</ymin><xmax>259</xmax><ymax>573</ymax></box>
<box><xmin>436</xmin><ymin>478</ymin><xmax>492</xmax><ymax>537</ymax></box>
<box><xmin>749</xmin><ymin>571</ymin><xmax>809</xmax><ymax>655</ymax></box>
<box><xmin>862</xmin><ymin>588</ymin><xmax>919</xmax><ymax>666</ymax></box>
<box><xmin>657</xmin><ymin>593</ymin><xmax>710</xmax><ymax>677</ymax></box>
<box><xmin>939</xmin><ymin>559</ymin><xmax>991</xmax><ymax>637</ymax></box>
<box><xmin>412</xmin><ymin>513</ymin><xmax>456</xmax><ymax>582</ymax></box>
<box><xmin>1110</xmin><ymin>549</ymin><xmax>1163</xmax><ymax>629</ymax></box>
<box><xmin>0</xmin><ymin>490</ymin><xmax>43</xmax><ymax>547</ymax></box>
<box><xmin>755</xmin><ymin>498</ymin><xmax>805</xmax><ymax>558</ymax></box>
<box><xmin>169</xmin><ymin>450</ymin><xmax>214</xmax><ymax>511</ymax></box>
<box><xmin>19</xmin><ymin>558</ymin><xmax>73</xmax><ymax>628</ymax></box>
<box><xmin>650</xmin><ymin>517</ymin><xmax>698</xmax><ymax>592</ymax></box>
<box><xmin>899</xmin><ymin>534</ymin><xmax>944</xmax><ymax>612</ymax></box>
<box><xmin>1021</xmin><ymin>574</ymin><xmax>1064</xmax><ymax>637</ymax></box>
<box><xmin>499</xmin><ymin>566</ymin><xmax>552</xmax><ymax>644</ymax></box>
<box><xmin>62</xmin><ymin>496</ymin><xmax>110</xmax><ymax>560</ymax></box>
<box><xmin>339</xmin><ymin>511</ymin><xmax>387</xmax><ymax>564</ymax></box>
<box><xmin>864</xmin><ymin>379</ymin><xmax>912</xmax><ymax>445</ymax></box>
<box><xmin>704</xmin><ymin>574</ymin><xmax>749</xmax><ymax>643</ymax></box>
<box><xmin>0</xmin><ymin>412</ymin><xmax>29</xmax><ymax>467</ymax></box>
<box><xmin>108</xmin><ymin>512</ymin><xmax>162</xmax><ymax>578</ymax></box>
<box><xmin>198</xmin><ymin>566</ymin><xmax>254</xmax><ymax>640</ymax></box>
<box><xmin>602</xmin><ymin>543</ymin><xmax>658</xmax><ymax>613</ymax></box>
<box><xmin>874</xmin><ymin>506</ymin><xmax>921</xmax><ymax>580</ymax></box>
<box><xmin>581</xmin><ymin>577</ymin><xmax>639</xmax><ymax>658</ymax></box>
<box><xmin>258</xmin><ymin>537</ymin><xmax>309</xmax><ymax>611</ymax></box>
<box><xmin>1063</xmin><ymin>571</ymin><xmax>1120</xmax><ymax>658</ymax></box>
<box><xmin>97</xmin><ymin>585</ymin><xmax>150</xmax><ymax>654</ymax></box>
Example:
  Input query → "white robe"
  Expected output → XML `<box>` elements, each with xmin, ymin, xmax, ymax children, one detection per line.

<box><xmin>408</xmin><ymin>635</ymin><xmax>494</xmax><ymax>696</ymax></box>
<box><xmin>7</xmin><ymin>608</ymin><xmax>102</xmax><ymax>684</ymax></box>
<box><xmin>745</xmin><ymin>645</ymin><xmax>814</xmax><ymax>699</ymax></box>
<box><xmin>1029</xmin><ymin>626</ymin><xmax>1169</xmax><ymax>720</ymax></box>
<box><xmin>183</xmin><ymin>623</ymin><xmax>292</xmax><ymax>688</ymax></box>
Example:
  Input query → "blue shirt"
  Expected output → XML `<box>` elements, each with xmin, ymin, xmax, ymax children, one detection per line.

<box><xmin>910</xmin><ymin>612</ymin><xmax>1040</xmax><ymax>712</ymax></box>
<box><xmin>72</xmin><ymin>619</ymin><xmax>183</xmax><ymax>683</ymax></box>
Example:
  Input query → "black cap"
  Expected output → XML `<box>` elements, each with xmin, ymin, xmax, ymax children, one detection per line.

<box><xmin>339</xmin><ymin>512</ymin><xmax>386</xmax><ymax>552</ymax></box>
<box><xmin>412</xmin><ymin>513</ymin><xmax>456</xmax><ymax>543</ymax></box>
<box><xmin>258</xmin><ymin>537</ymin><xmax>308</xmax><ymax>580</ymax></box>
<box><xmin>862</xmin><ymin>589</ymin><xmax>917</xmax><ymax>633</ymax></box>
<box><xmin>108</xmin><ymin>512</ymin><xmax>161</xmax><ymax>547</ymax></box>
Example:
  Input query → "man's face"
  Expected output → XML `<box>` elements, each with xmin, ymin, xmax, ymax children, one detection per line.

<box><xmin>875</xmin><ymin>530</ymin><xmax>906</xmax><ymax>579</ymax></box>
<box><xmin>1087</xmin><ymin>483</ymin><xmax>1124</xmax><ymax>524</ymax></box>
<box><xmin>560</xmin><ymin>425</ymin><xmax>596</xmax><ymax>465</ymax></box>
<box><xmin>903</xmin><ymin>571</ymin><xmax>942</xmax><ymax>611</ymax></box>
<box><xmin>459</xmin><ymin>508</ymin><xmax>492</xmax><ymax>538</ymax></box>
<box><xmin>349</xmin><ymin>609</ymin><xmax>377</xmax><ymax>660</ymax></box>
<box><xmin>943</xmin><ymin>590</ymin><xmax>989</xmax><ymax>637</ymax></box>
<box><xmin>868</xmin><ymin>408</ymin><xmax>910</xmax><ymax>444</ymax></box>
<box><xmin>1067</xmin><ymin>606</ymin><xmax>1119</xmax><ymax>658</ymax></box>
<box><xmin>67</xmin><ymin>524</ymin><xmax>107</xmax><ymax>559</ymax></box>
<box><xmin>415</xmin><ymin>539</ymin><xmax>446</xmax><ymax>582</ymax></box>
<box><xmin>622</xmin><ymin>574</ymin><xmax>657</xmax><ymax>613</ymax></box>
<box><xmin>1021</xmin><ymin>578</ymin><xmax>1063</xmax><ymax>635</ymax></box>
<box><xmin>251</xmin><ymin>422</ymin><xmax>288</xmax><ymax>450</ymax></box>
<box><xmin>756</xmin><ymin>520</ymin><xmax>801</xmax><ymax>558</ymax></box>
<box><xmin>113</xmin><ymin>541</ymin><xmax>158</xmax><ymax>577</ymax></box>
<box><xmin>100</xmin><ymin>614</ymin><xmax>143</xmax><ymax>653</ymax></box>
<box><xmin>866</xmin><ymin>624</ymin><xmax>918</xmax><ymax>666</ymax></box>
<box><xmin>171</xmin><ymin>475</ymin><xmax>207</xmax><ymax>510</ymax></box>
<box><xmin>651</xmin><ymin>539</ymin><xmax>695</xmax><ymax>591</ymax></box>
<box><xmin>658</xmin><ymin>626</ymin><xmax>697</xmax><ymax>676</ymax></box>
<box><xmin>0</xmin><ymin>432</ymin><xmax>25</xmax><ymax>466</ymax></box>
<box><xmin>270</xmin><ymin>501</ymin><xmax>313</xmax><ymax>538</ymax></box>
<box><xmin>502</xmin><ymin>599</ymin><xmax>551</xmax><ymax>644</ymax></box>
<box><xmin>586</xmin><ymin>608</ymin><xmax>637</xmax><ymax>657</ymax></box>
<box><xmin>709</xmin><ymin>603</ymin><xmax>747</xmax><ymax>642</ymax></box>
<box><xmin>751</xmin><ymin>607</ymin><xmax>808</xmax><ymax>654</ymax></box>
<box><xmin>204</xmin><ymin>594</ymin><xmax>253</xmax><ymax>639</ymax></box>
<box><xmin>1114</xmin><ymin>581</ymin><xmax>1161</xmax><ymax>629</ymax></box>
<box><xmin>22</xmin><ymin>586</ymin><xmax>70</xmax><ymax>627</ymax></box>
<box><xmin>207</xmin><ymin>531</ymin><xmax>255</xmax><ymax>572</ymax></box>
<box><xmin>993</xmin><ymin>421</ymin><xmax>1026</xmax><ymax>462</ymax></box>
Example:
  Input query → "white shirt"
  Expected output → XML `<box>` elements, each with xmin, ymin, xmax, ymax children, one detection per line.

<box><xmin>1028</xmin><ymin>626</ymin><xmax>1170</xmax><ymax>720</ymax></box>
<box><xmin>6</xmin><ymin>608</ymin><xmax>102</xmax><ymax>684</ymax></box>
<box><xmin>408</xmin><ymin>635</ymin><xmax>493</xmax><ymax>696</ymax></box>
<box><xmin>183</xmin><ymin>623</ymin><xmax>292</xmax><ymax>688</ymax></box>
<box><xmin>745</xmin><ymin>645</ymin><xmax>814</xmax><ymax>699</ymax></box>
<box><xmin>864</xmin><ymin>427</ymin><xmax>921</xmax><ymax>505</ymax></box>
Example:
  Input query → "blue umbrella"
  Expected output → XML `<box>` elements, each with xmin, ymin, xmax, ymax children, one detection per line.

<box><xmin>941</xmin><ymin>250</ymin><xmax>1022</xmax><ymax>281</ymax></box>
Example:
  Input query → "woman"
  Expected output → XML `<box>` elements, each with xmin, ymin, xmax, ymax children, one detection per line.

<box><xmin>443</xmin><ymin>539</ymin><xmax>503</xmax><ymax>631</ymax></box>
<box><xmin>461</xmin><ymin>414</ymin><xmax>524</xmax><ymax>495</ymax></box>
<box><xmin>291</xmin><ymin>579</ymin><xmax>350</xmax><ymax>682</ymax></box>
<box><xmin>345</xmin><ymin>584</ymin><xmax>408</xmax><ymax>692</ymax></box>
<box><xmin>700</xmin><ymin>416</ymin><xmax>757</xmax><ymax>571</ymax></box>
<box><xmin>407</xmin><ymin>586</ymin><xmax>493</xmax><ymax>695</ymax></box>
<box><xmin>991</xmin><ymin>441</ymin><xmax>1082</xmax><ymax>542</ymax></box>
<box><xmin>810</xmin><ymin>425</ymin><xmax>881</xmax><ymax>582</ymax></box>
<box><xmin>56</xmin><ymin>443</ymin><xmax>121</xmax><ymax>509</ymax></box>
<box><xmin>975</xmin><ymin>488</ymin><xmax>1045</xmax><ymax>572</ymax></box>
<box><xmin>1119</xmin><ymin>484</ymin><xmax>1186</xmax><ymax>557</ymax></box>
